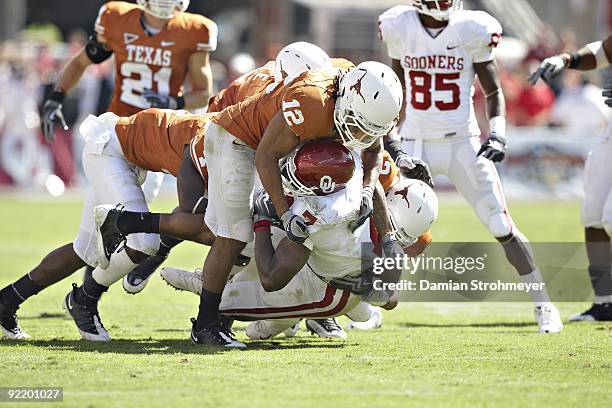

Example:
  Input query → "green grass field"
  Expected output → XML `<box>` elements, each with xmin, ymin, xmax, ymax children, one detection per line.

<box><xmin>0</xmin><ymin>196</ymin><xmax>610</xmax><ymax>407</ymax></box>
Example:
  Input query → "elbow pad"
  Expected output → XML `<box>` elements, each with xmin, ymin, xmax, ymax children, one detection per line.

<box><xmin>85</xmin><ymin>34</ymin><xmax>113</xmax><ymax>64</ymax></box>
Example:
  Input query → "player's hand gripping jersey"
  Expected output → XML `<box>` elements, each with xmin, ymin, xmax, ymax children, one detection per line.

<box><xmin>95</xmin><ymin>1</ymin><xmax>217</xmax><ymax>116</ymax></box>
<box><xmin>211</xmin><ymin>69</ymin><xmax>340</xmax><ymax>149</ymax></box>
<box><xmin>379</xmin><ymin>6</ymin><xmax>501</xmax><ymax>139</ymax></box>
<box><xmin>115</xmin><ymin>108</ymin><xmax>212</xmax><ymax>179</ymax></box>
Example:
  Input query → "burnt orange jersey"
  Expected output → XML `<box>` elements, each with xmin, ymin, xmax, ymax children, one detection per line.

<box><xmin>95</xmin><ymin>1</ymin><xmax>217</xmax><ymax>117</ymax></box>
<box><xmin>379</xmin><ymin>150</ymin><xmax>401</xmax><ymax>192</ymax></box>
<box><xmin>212</xmin><ymin>69</ymin><xmax>338</xmax><ymax>150</ymax></box>
<box><xmin>208</xmin><ymin>61</ymin><xmax>275</xmax><ymax>113</ymax></box>
<box><xmin>331</xmin><ymin>58</ymin><xmax>355</xmax><ymax>72</ymax></box>
<box><xmin>115</xmin><ymin>108</ymin><xmax>212</xmax><ymax>177</ymax></box>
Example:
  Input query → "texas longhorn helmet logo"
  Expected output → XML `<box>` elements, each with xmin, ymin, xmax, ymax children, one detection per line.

<box><xmin>349</xmin><ymin>68</ymin><xmax>368</xmax><ymax>103</ymax></box>
<box><xmin>394</xmin><ymin>185</ymin><xmax>411</xmax><ymax>207</ymax></box>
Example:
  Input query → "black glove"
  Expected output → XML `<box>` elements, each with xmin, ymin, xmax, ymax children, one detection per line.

<box><xmin>40</xmin><ymin>91</ymin><xmax>68</xmax><ymax>143</ymax></box>
<box><xmin>280</xmin><ymin>210</ymin><xmax>309</xmax><ymax>244</ymax></box>
<box><xmin>348</xmin><ymin>186</ymin><xmax>374</xmax><ymax>232</ymax></box>
<box><xmin>396</xmin><ymin>153</ymin><xmax>434</xmax><ymax>188</ymax></box>
<box><xmin>603</xmin><ymin>80</ymin><xmax>612</xmax><ymax>107</ymax></box>
<box><xmin>477</xmin><ymin>135</ymin><xmax>507</xmax><ymax>162</ymax></box>
<box><xmin>252</xmin><ymin>189</ymin><xmax>280</xmax><ymax>225</ymax></box>
<box><xmin>142</xmin><ymin>88</ymin><xmax>184</xmax><ymax>109</ymax></box>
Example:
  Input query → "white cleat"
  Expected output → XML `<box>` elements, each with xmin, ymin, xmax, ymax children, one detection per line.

<box><xmin>245</xmin><ymin>320</ymin><xmax>298</xmax><ymax>340</ymax></box>
<box><xmin>305</xmin><ymin>318</ymin><xmax>347</xmax><ymax>339</ymax></box>
<box><xmin>93</xmin><ymin>204</ymin><xmax>124</xmax><ymax>269</ymax></box>
<box><xmin>535</xmin><ymin>303</ymin><xmax>563</xmax><ymax>333</ymax></box>
<box><xmin>160</xmin><ymin>267</ymin><xmax>203</xmax><ymax>295</ymax></box>
<box><xmin>346</xmin><ymin>307</ymin><xmax>383</xmax><ymax>331</ymax></box>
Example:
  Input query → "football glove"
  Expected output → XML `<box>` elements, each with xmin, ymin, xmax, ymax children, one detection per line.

<box><xmin>477</xmin><ymin>135</ymin><xmax>507</xmax><ymax>162</ymax></box>
<box><xmin>528</xmin><ymin>55</ymin><xmax>567</xmax><ymax>85</ymax></box>
<box><xmin>252</xmin><ymin>189</ymin><xmax>280</xmax><ymax>225</ymax></box>
<box><xmin>396</xmin><ymin>153</ymin><xmax>434</xmax><ymax>189</ymax></box>
<box><xmin>348</xmin><ymin>186</ymin><xmax>374</xmax><ymax>232</ymax></box>
<box><xmin>40</xmin><ymin>93</ymin><xmax>68</xmax><ymax>143</ymax></box>
<box><xmin>381</xmin><ymin>233</ymin><xmax>405</xmax><ymax>261</ymax></box>
<box><xmin>142</xmin><ymin>89</ymin><xmax>183</xmax><ymax>109</ymax></box>
<box><xmin>603</xmin><ymin>80</ymin><xmax>612</xmax><ymax>107</ymax></box>
<box><xmin>280</xmin><ymin>210</ymin><xmax>309</xmax><ymax>244</ymax></box>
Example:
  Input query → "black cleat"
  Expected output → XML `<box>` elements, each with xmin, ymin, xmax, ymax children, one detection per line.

<box><xmin>0</xmin><ymin>301</ymin><xmax>30</xmax><ymax>340</ymax></box>
<box><xmin>305</xmin><ymin>318</ymin><xmax>347</xmax><ymax>339</ymax></box>
<box><xmin>569</xmin><ymin>303</ymin><xmax>612</xmax><ymax>322</ymax></box>
<box><xmin>190</xmin><ymin>318</ymin><xmax>245</xmax><ymax>348</ymax></box>
<box><xmin>63</xmin><ymin>283</ymin><xmax>110</xmax><ymax>341</ymax></box>
<box><xmin>122</xmin><ymin>253</ymin><xmax>168</xmax><ymax>294</ymax></box>
<box><xmin>93</xmin><ymin>204</ymin><xmax>127</xmax><ymax>269</ymax></box>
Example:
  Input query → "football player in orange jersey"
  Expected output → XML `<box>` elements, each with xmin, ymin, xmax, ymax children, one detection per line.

<box><xmin>186</xmin><ymin>60</ymin><xmax>403</xmax><ymax>347</ymax></box>
<box><xmin>0</xmin><ymin>108</ymin><xmax>213</xmax><ymax>341</ymax></box>
<box><xmin>40</xmin><ymin>0</ymin><xmax>217</xmax><ymax>142</ymax></box>
<box><xmin>121</xmin><ymin>42</ymin><xmax>335</xmax><ymax>295</ymax></box>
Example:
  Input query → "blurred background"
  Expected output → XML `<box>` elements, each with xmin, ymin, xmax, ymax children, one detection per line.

<box><xmin>0</xmin><ymin>0</ymin><xmax>610</xmax><ymax>199</ymax></box>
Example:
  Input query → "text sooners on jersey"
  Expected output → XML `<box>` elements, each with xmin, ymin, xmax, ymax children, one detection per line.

<box><xmin>379</xmin><ymin>6</ymin><xmax>502</xmax><ymax>140</ymax></box>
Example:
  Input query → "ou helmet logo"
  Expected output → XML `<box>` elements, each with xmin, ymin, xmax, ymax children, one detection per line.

<box><xmin>319</xmin><ymin>175</ymin><xmax>336</xmax><ymax>193</ymax></box>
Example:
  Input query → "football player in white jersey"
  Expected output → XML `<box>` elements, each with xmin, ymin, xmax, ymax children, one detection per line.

<box><xmin>160</xmin><ymin>139</ymin><xmax>438</xmax><ymax>341</ymax></box>
<box><xmin>530</xmin><ymin>35</ymin><xmax>612</xmax><ymax>322</ymax></box>
<box><xmin>378</xmin><ymin>0</ymin><xmax>563</xmax><ymax>333</ymax></box>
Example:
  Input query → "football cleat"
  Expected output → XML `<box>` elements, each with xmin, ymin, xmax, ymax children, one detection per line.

<box><xmin>63</xmin><ymin>283</ymin><xmax>110</xmax><ymax>342</ymax></box>
<box><xmin>569</xmin><ymin>303</ymin><xmax>612</xmax><ymax>322</ymax></box>
<box><xmin>122</xmin><ymin>253</ymin><xmax>168</xmax><ymax>294</ymax></box>
<box><xmin>534</xmin><ymin>303</ymin><xmax>563</xmax><ymax>333</ymax></box>
<box><xmin>160</xmin><ymin>267</ymin><xmax>202</xmax><ymax>295</ymax></box>
<box><xmin>0</xmin><ymin>301</ymin><xmax>30</xmax><ymax>340</ymax></box>
<box><xmin>245</xmin><ymin>320</ymin><xmax>300</xmax><ymax>340</ymax></box>
<box><xmin>305</xmin><ymin>318</ymin><xmax>347</xmax><ymax>339</ymax></box>
<box><xmin>346</xmin><ymin>307</ymin><xmax>383</xmax><ymax>331</ymax></box>
<box><xmin>94</xmin><ymin>204</ymin><xmax>126</xmax><ymax>269</ymax></box>
<box><xmin>190</xmin><ymin>318</ymin><xmax>245</xmax><ymax>348</ymax></box>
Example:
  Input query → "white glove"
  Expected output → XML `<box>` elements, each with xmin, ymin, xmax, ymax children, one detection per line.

<box><xmin>280</xmin><ymin>210</ymin><xmax>309</xmax><ymax>244</ymax></box>
<box><xmin>396</xmin><ymin>154</ymin><xmax>434</xmax><ymax>188</ymax></box>
<box><xmin>528</xmin><ymin>55</ymin><xmax>567</xmax><ymax>85</ymax></box>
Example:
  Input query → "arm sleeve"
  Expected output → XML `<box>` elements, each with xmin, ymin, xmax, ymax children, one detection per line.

<box><xmin>195</xmin><ymin>17</ymin><xmax>218</xmax><ymax>52</ymax></box>
<box><xmin>463</xmin><ymin>12</ymin><xmax>503</xmax><ymax>64</ymax></box>
<box><xmin>378</xmin><ymin>8</ymin><xmax>406</xmax><ymax>60</ymax></box>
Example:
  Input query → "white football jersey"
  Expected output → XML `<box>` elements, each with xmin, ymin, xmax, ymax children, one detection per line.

<box><xmin>379</xmin><ymin>6</ymin><xmax>502</xmax><ymax>140</ymax></box>
<box><xmin>290</xmin><ymin>154</ymin><xmax>376</xmax><ymax>280</ymax></box>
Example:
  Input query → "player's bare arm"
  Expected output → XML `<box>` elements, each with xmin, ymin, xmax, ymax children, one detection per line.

<box><xmin>183</xmin><ymin>51</ymin><xmax>213</xmax><ymax>109</ymax></box>
<box><xmin>40</xmin><ymin>34</ymin><xmax>111</xmax><ymax>142</ymax></box>
<box><xmin>254</xmin><ymin>232</ymin><xmax>311</xmax><ymax>292</ymax></box>
<box><xmin>475</xmin><ymin>60</ymin><xmax>507</xmax><ymax>162</ymax></box>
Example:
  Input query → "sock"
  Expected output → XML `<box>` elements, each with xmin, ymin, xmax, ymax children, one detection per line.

<box><xmin>157</xmin><ymin>235</ymin><xmax>182</xmax><ymax>257</ymax></box>
<box><xmin>0</xmin><ymin>274</ymin><xmax>41</xmax><ymax>308</ymax></box>
<box><xmin>76</xmin><ymin>274</ymin><xmax>108</xmax><ymax>306</ymax></box>
<box><xmin>196</xmin><ymin>289</ymin><xmax>222</xmax><ymax>328</ymax></box>
<box><xmin>520</xmin><ymin>269</ymin><xmax>551</xmax><ymax>305</ymax></box>
<box><xmin>589</xmin><ymin>266</ymin><xmax>612</xmax><ymax>303</ymax></box>
<box><xmin>117</xmin><ymin>211</ymin><xmax>161</xmax><ymax>234</ymax></box>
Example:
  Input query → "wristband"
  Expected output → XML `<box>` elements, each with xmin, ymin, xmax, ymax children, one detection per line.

<box><xmin>49</xmin><ymin>90</ymin><xmax>66</xmax><ymax>104</ymax></box>
<box><xmin>175</xmin><ymin>95</ymin><xmax>186</xmax><ymax>109</ymax></box>
<box><xmin>567</xmin><ymin>52</ymin><xmax>582</xmax><ymax>69</ymax></box>
<box><xmin>489</xmin><ymin>116</ymin><xmax>506</xmax><ymax>141</ymax></box>
<box><xmin>254</xmin><ymin>220</ymin><xmax>271</xmax><ymax>232</ymax></box>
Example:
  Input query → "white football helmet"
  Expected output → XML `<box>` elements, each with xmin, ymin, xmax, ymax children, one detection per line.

<box><xmin>137</xmin><ymin>0</ymin><xmax>189</xmax><ymax>19</ymax></box>
<box><xmin>274</xmin><ymin>42</ymin><xmax>332</xmax><ymax>82</ymax></box>
<box><xmin>413</xmin><ymin>0</ymin><xmax>463</xmax><ymax>21</ymax></box>
<box><xmin>386</xmin><ymin>178</ymin><xmax>438</xmax><ymax>247</ymax></box>
<box><xmin>334</xmin><ymin>61</ymin><xmax>403</xmax><ymax>149</ymax></box>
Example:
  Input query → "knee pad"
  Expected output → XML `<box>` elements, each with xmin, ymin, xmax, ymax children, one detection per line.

<box><xmin>92</xmin><ymin>248</ymin><xmax>139</xmax><ymax>287</ymax></box>
<box><xmin>487</xmin><ymin>212</ymin><xmax>514</xmax><ymax>238</ymax></box>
